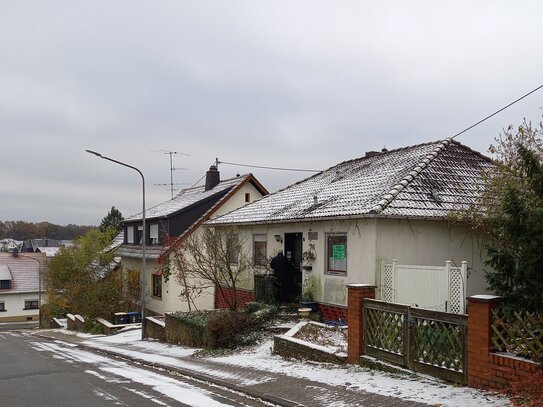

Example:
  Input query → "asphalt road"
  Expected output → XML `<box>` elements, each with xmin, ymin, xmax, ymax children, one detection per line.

<box><xmin>0</xmin><ymin>321</ymin><xmax>39</xmax><ymax>331</ymax></box>
<box><xmin>0</xmin><ymin>331</ymin><xmax>274</xmax><ymax>407</ymax></box>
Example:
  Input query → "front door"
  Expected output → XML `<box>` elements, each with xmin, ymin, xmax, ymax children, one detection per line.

<box><xmin>284</xmin><ymin>233</ymin><xmax>303</xmax><ymax>300</ymax></box>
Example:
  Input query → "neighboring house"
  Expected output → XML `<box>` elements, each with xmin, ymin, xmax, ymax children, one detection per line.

<box><xmin>20</xmin><ymin>238</ymin><xmax>65</xmax><ymax>257</ymax></box>
<box><xmin>0</xmin><ymin>238</ymin><xmax>22</xmax><ymax>253</ymax></box>
<box><xmin>90</xmin><ymin>232</ymin><xmax>124</xmax><ymax>278</ymax></box>
<box><xmin>207</xmin><ymin>138</ymin><xmax>495</xmax><ymax>319</ymax></box>
<box><xmin>0</xmin><ymin>252</ymin><xmax>45</xmax><ymax>322</ymax></box>
<box><xmin>118</xmin><ymin>165</ymin><xmax>268</xmax><ymax>316</ymax></box>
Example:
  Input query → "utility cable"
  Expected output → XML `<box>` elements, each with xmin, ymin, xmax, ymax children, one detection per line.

<box><xmin>451</xmin><ymin>83</ymin><xmax>543</xmax><ymax>139</ymax></box>
<box><xmin>217</xmin><ymin>160</ymin><xmax>321</xmax><ymax>173</ymax></box>
<box><xmin>189</xmin><ymin>174</ymin><xmax>206</xmax><ymax>188</ymax></box>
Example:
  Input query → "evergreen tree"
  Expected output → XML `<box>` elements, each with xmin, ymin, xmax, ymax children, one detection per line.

<box><xmin>463</xmin><ymin>119</ymin><xmax>543</xmax><ymax>311</ymax></box>
<box><xmin>99</xmin><ymin>206</ymin><xmax>124</xmax><ymax>234</ymax></box>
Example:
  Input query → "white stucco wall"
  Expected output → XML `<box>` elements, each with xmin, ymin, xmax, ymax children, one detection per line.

<box><xmin>232</xmin><ymin>217</ymin><xmax>491</xmax><ymax>308</ymax></box>
<box><xmin>375</xmin><ymin>218</ymin><xmax>490</xmax><ymax>297</ymax></box>
<box><xmin>213</xmin><ymin>182</ymin><xmax>264</xmax><ymax>217</ymax></box>
<box><xmin>235</xmin><ymin>218</ymin><xmax>378</xmax><ymax>307</ymax></box>
<box><xmin>0</xmin><ymin>292</ymin><xmax>40</xmax><ymax>322</ymax></box>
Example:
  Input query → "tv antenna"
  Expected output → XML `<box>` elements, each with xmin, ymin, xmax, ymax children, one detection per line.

<box><xmin>150</xmin><ymin>150</ymin><xmax>191</xmax><ymax>199</ymax></box>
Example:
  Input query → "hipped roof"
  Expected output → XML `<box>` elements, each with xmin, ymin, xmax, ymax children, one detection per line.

<box><xmin>207</xmin><ymin>138</ymin><xmax>494</xmax><ymax>225</ymax></box>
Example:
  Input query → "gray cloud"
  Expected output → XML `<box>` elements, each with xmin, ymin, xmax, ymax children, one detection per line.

<box><xmin>1</xmin><ymin>1</ymin><xmax>543</xmax><ymax>225</ymax></box>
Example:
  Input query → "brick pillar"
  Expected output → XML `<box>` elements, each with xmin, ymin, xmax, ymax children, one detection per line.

<box><xmin>347</xmin><ymin>284</ymin><xmax>376</xmax><ymax>364</ymax></box>
<box><xmin>467</xmin><ymin>295</ymin><xmax>501</xmax><ymax>388</ymax></box>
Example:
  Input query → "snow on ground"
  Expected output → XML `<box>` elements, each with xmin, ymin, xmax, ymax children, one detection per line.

<box><xmin>210</xmin><ymin>338</ymin><xmax>510</xmax><ymax>407</ymax></box>
<box><xmin>45</xmin><ymin>328</ymin><xmax>510</xmax><ymax>407</ymax></box>
<box><xmin>79</xmin><ymin>330</ymin><xmax>274</xmax><ymax>386</ymax></box>
<box><xmin>29</xmin><ymin>339</ymin><xmax>245</xmax><ymax>407</ymax></box>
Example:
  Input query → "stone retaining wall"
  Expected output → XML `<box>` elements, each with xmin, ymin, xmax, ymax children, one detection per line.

<box><xmin>145</xmin><ymin>317</ymin><xmax>166</xmax><ymax>342</ymax></box>
<box><xmin>165</xmin><ymin>313</ymin><xmax>205</xmax><ymax>347</ymax></box>
<box><xmin>273</xmin><ymin>322</ymin><xmax>347</xmax><ymax>364</ymax></box>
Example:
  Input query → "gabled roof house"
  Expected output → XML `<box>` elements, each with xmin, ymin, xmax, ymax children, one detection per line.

<box><xmin>0</xmin><ymin>252</ymin><xmax>45</xmax><ymax>322</ymax></box>
<box><xmin>118</xmin><ymin>165</ymin><xmax>268</xmax><ymax>315</ymax></box>
<box><xmin>208</xmin><ymin>138</ymin><xmax>495</xmax><ymax>318</ymax></box>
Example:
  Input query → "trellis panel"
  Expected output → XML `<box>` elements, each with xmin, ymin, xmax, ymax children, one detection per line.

<box><xmin>491</xmin><ymin>308</ymin><xmax>543</xmax><ymax>362</ymax></box>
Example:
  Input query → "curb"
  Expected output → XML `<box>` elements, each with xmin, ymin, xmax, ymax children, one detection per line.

<box><xmin>31</xmin><ymin>331</ymin><xmax>305</xmax><ymax>407</ymax></box>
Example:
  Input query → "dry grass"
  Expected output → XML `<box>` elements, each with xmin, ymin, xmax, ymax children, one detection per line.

<box><xmin>294</xmin><ymin>322</ymin><xmax>348</xmax><ymax>353</ymax></box>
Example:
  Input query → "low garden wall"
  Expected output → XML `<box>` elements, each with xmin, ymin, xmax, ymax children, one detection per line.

<box><xmin>145</xmin><ymin>316</ymin><xmax>166</xmax><ymax>342</ymax></box>
<box><xmin>467</xmin><ymin>296</ymin><xmax>541</xmax><ymax>390</ymax></box>
<box><xmin>215</xmin><ymin>287</ymin><xmax>255</xmax><ymax>310</ymax></box>
<box><xmin>346</xmin><ymin>285</ymin><xmax>542</xmax><ymax>392</ymax></box>
<box><xmin>165</xmin><ymin>312</ymin><xmax>206</xmax><ymax>347</ymax></box>
<box><xmin>274</xmin><ymin>321</ymin><xmax>347</xmax><ymax>364</ymax></box>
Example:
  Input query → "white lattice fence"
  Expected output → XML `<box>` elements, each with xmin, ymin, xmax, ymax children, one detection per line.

<box><xmin>379</xmin><ymin>260</ymin><xmax>467</xmax><ymax>314</ymax></box>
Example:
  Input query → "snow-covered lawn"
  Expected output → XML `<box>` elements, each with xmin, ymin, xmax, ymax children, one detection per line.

<box><xmin>64</xmin><ymin>328</ymin><xmax>511</xmax><ymax>407</ymax></box>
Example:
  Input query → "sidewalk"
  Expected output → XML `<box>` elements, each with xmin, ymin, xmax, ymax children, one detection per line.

<box><xmin>28</xmin><ymin>328</ymin><xmax>509</xmax><ymax>407</ymax></box>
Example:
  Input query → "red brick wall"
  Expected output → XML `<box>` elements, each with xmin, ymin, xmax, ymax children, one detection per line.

<box><xmin>215</xmin><ymin>286</ymin><xmax>255</xmax><ymax>310</ymax></box>
<box><xmin>346</xmin><ymin>284</ymin><xmax>376</xmax><ymax>364</ymax></box>
<box><xmin>346</xmin><ymin>291</ymin><xmax>540</xmax><ymax>390</ymax></box>
<box><xmin>467</xmin><ymin>296</ymin><xmax>540</xmax><ymax>390</ymax></box>
<box><xmin>317</xmin><ymin>303</ymin><xmax>347</xmax><ymax>322</ymax></box>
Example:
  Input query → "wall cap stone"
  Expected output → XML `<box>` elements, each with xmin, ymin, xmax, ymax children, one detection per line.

<box><xmin>346</xmin><ymin>284</ymin><xmax>377</xmax><ymax>289</ymax></box>
<box><xmin>469</xmin><ymin>295</ymin><xmax>501</xmax><ymax>302</ymax></box>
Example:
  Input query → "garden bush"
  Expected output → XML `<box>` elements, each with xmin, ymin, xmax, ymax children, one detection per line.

<box><xmin>206</xmin><ymin>310</ymin><xmax>258</xmax><ymax>349</ymax></box>
<box><xmin>254</xmin><ymin>274</ymin><xmax>278</xmax><ymax>304</ymax></box>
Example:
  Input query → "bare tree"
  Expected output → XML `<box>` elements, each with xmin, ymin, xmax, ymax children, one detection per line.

<box><xmin>163</xmin><ymin>226</ymin><xmax>255</xmax><ymax>311</ymax></box>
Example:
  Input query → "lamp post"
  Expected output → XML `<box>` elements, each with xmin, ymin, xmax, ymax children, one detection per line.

<box><xmin>86</xmin><ymin>150</ymin><xmax>147</xmax><ymax>340</ymax></box>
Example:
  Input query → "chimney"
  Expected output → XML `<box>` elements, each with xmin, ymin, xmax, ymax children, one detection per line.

<box><xmin>365</xmin><ymin>151</ymin><xmax>380</xmax><ymax>158</ymax></box>
<box><xmin>205</xmin><ymin>165</ymin><xmax>220</xmax><ymax>191</ymax></box>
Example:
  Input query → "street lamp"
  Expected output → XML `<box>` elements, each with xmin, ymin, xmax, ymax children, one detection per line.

<box><xmin>86</xmin><ymin>150</ymin><xmax>147</xmax><ymax>340</ymax></box>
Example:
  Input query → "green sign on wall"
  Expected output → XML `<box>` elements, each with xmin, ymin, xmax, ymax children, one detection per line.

<box><xmin>332</xmin><ymin>244</ymin><xmax>345</xmax><ymax>259</ymax></box>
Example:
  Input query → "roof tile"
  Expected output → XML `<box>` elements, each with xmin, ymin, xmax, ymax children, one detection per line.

<box><xmin>208</xmin><ymin>139</ymin><xmax>494</xmax><ymax>225</ymax></box>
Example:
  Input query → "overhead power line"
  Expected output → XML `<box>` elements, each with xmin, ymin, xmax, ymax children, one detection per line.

<box><xmin>451</xmin><ymin>83</ymin><xmax>543</xmax><ymax>139</ymax></box>
<box><xmin>217</xmin><ymin>160</ymin><xmax>321</xmax><ymax>173</ymax></box>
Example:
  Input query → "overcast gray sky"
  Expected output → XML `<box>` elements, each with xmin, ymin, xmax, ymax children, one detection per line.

<box><xmin>2</xmin><ymin>1</ymin><xmax>542</xmax><ymax>226</ymax></box>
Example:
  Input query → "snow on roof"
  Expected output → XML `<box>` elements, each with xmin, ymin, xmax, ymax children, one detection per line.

<box><xmin>208</xmin><ymin>139</ymin><xmax>494</xmax><ymax>225</ymax></box>
<box><xmin>124</xmin><ymin>175</ymin><xmax>250</xmax><ymax>222</ymax></box>
<box><xmin>0</xmin><ymin>265</ymin><xmax>13</xmax><ymax>280</ymax></box>
<box><xmin>0</xmin><ymin>253</ymin><xmax>45</xmax><ymax>294</ymax></box>
<box><xmin>36</xmin><ymin>246</ymin><xmax>61</xmax><ymax>257</ymax></box>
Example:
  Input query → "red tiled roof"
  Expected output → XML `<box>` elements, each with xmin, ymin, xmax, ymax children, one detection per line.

<box><xmin>0</xmin><ymin>252</ymin><xmax>45</xmax><ymax>294</ymax></box>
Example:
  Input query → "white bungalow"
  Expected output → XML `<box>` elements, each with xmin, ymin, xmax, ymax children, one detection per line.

<box><xmin>207</xmin><ymin>138</ymin><xmax>495</xmax><ymax>319</ymax></box>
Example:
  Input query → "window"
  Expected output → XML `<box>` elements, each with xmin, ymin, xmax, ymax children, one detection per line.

<box><xmin>152</xmin><ymin>274</ymin><xmax>162</xmax><ymax>298</ymax></box>
<box><xmin>245</xmin><ymin>193</ymin><xmax>251</xmax><ymax>203</ymax></box>
<box><xmin>126</xmin><ymin>226</ymin><xmax>134</xmax><ymax>244</ymax></box>
<box><xmin>253</xmin><ymin>235</ymin><xmax>267</xmax><ymax>266</ymax></box>
<box><xmin>0</xmin><ymin>280</ymin><xmax>11</xmax><ymax>289</ymax></box>
<box><xmin>24</xmin><ymin>299</ymin><xmax>39</xmax><ymax>310</ymax></box>
<box><xmin>327</xmin><ymin>234</ymin><xmax>347</xmax><ymax>274</ymax></box>
<box><xmin>150</xmin><ymin>224</ymin><xmax>159</xmax><ymax>245</ymax></box>
<box><xmin>227</xmin><ymin>234</ymin><xmax>239</xmax><ymax>264</ymax></box>
<box><xmin>137</xmin><ymin>226</ymin><xmax>143</xmax><ymax>244</ymax></box>
<box><xmin>0</xmin><ymin>302</ymin><xmax>5</xmax><ymax>312</ymax></box>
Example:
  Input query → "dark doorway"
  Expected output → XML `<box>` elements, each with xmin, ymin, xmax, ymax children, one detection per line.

<box><xmin>284</xmin><ymin>232</ymin><xmax>303</xmax><ymax>300</ymax></box>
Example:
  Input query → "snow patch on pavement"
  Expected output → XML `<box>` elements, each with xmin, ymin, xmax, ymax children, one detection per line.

<box><xmin>32</xmin><ymin>340</ymin><xmax>248</xmax><ymax>407</ymax></box>
<box><xmin>209</xmin><ymin>339</ymin><xmax>510</xmax><ymax>407</ymax></box>
<box><xmin>34</xmin><ymin>328</ymin><xmax>510</xmax><ymax>407</ymax></box>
